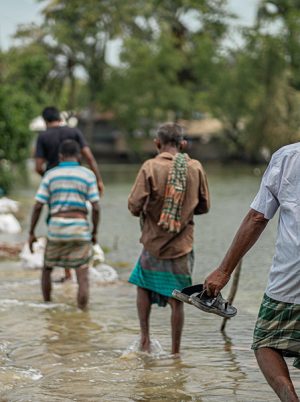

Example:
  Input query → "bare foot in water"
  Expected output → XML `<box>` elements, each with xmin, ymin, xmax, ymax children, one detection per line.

<box><xmin>139</xmin><ymin>338</ymin><xmax>151</xmax><ymax>353</ymax></box>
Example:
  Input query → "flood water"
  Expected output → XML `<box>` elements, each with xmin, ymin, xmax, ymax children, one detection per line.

<box><xmin>0</xmin><ymin>163</ymin><xmax>299</xmax><ymax>402</ymax></box>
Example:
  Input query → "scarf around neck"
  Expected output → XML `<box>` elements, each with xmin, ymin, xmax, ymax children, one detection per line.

<box><xmin>157</xmin><ymin>153</ymin><xmax>188</xmax><ymax>233</ymax></box>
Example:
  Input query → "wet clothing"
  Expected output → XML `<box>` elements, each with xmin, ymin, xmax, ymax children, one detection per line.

<box><xmin>128</xmin><ymin>152</ymin><xmax>210</xmax><ymax>259</ymax></box>
<box><xmin>35</xmin><ymin>126</ymin><xmax>87</xmax><ymax>171</ymax></box>
<box><xmin>252</xmin><ymin>294</ymin><xmax>300</xmax><ymax>369</ymax></box>
<box><xmin>129</xmin><ymin>249</ymin><xmax>194</xmax><ymax>305</ymax></box>
<box><xmin>35</xmin><ymin>161</ymin><xmax>99</xmax><ymax>217</ymax></box>
<box><xmin>251</xmin><ymin>142</ymin><xmax>300</xmax><ymax>304</ymax></box>
<box><xmin>34</xmin><ymin>161</ymin><xmax>99</xmax><ymax>270</ymax></box>
<box><xmin>44</xmin><ymin>239</ymin><xmax>92</xmax><ymax>269</ymax></box>
<box><xmin>47</xmin><ymin>217</ymin><xmax>92</xmax><ymax>242</ymax></box>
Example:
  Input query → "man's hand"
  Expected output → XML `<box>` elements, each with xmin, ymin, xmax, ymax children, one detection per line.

<box><xmin>28</xmin><ymin>234</ymin><xmax>37</xmax><ymax>253</ymax></box>
<box><xmin>204</xmin><ymin>268</ymin><xmax>231</xmax><ymax>297</ymax></box>
<box><xmin>97</xmin><ymin>180</ymin><xmax>104</xmax><ymax>197</ymax></box>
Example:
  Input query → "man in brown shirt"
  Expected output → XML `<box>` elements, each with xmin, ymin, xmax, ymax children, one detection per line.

<box><xmin>128</xmin><ymin>122</ymin><xmax>210</xmax><ymax>354</ymax></box>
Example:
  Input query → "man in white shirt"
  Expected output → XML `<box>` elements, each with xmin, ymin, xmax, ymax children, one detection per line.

<box><xmin>204</xmin><ymin>143</ymin><xmax>300</xmax><ymax>402</ymax></box>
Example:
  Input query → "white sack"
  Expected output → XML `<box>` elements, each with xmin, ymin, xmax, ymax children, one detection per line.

<box><xmin>20</xmin><ymin>237</ymin><xmax>46</xmax><ymax>269</ymax></box>
<box><xmin>0</xmin><ymin>197</ymin><xmax>19</xmax><ymax>214</ymax></box>
<box><xmin>0</xmin><ymin>213</ymin><xmax>21</xmax><ymax>234</ymax></box>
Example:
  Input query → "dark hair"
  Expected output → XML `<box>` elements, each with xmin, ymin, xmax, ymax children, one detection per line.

<box><xmin>42</xmin><ymin>106</ymin><xmax>61</xmax><ymax>122</ymax></box>
<box><xmin>157</xmin><ymin>123</ymin><xmax>184</xmax><ymax>147</ymax></box>
<box><xmin>59</xmin><ymin>139</ymin><xmax>81</xmax><ymax>157</ymax></box>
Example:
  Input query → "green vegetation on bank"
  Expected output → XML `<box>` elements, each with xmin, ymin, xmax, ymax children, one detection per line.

<box><xmin>1</xmin><ymin>0</ymin><xmax>300</xmax><ymax>191</ymax></box>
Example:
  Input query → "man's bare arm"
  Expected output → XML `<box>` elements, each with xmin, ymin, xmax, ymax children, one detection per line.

<box><xmin>205</xmin><ymin>209</ymin><xmax>269</xmax><ymax>296</ymax></box>
<box><xmin>81</xmin><ymin>146</ymin><xmax>104</xmax><ymax>196</ymax></box>
<box><xmin>28</xmin><ymin>202</ymin><xmax>44</xmax><ymax>252</ymax></box>
<box><xmin>91</xmin><ymin>201</ymin><xmax>100</xmax><ymax>244</ymax></box>
<box><xmin>35</xmin><ymin>158</ymin><xmax>46</xmax><ymax>176</ymax></box>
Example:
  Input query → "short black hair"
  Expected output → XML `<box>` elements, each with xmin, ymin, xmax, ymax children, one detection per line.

<box><xmin>42</xmin><ymin>106</ymin><xmax>61</xmax><ymax>122</ymax></box>
<box><xmin>157</xmin><ymin>123</ymin><xmax>184</xmax><ymax>147</ymax></box>
<box><xmin>59</xmin><ymin>139</ymin><xmax>81</xmax><ymax>157</ymax></box>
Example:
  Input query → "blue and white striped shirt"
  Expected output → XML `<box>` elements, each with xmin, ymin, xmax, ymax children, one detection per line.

<box><xmin>35</xmin><ymin>161</ymin><xmax>99</xmax><ymax>216</ymax></box>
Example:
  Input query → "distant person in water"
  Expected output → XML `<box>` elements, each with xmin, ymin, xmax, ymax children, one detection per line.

<box><xmin>204</xmin><ymin>143</ymin><xmax>300</xmax><ymax>401</ymax></box>
<box><xmin>34</xmin><ymin>106</ymin><xmax>104</xmax><ymax>281</ymax></box>
<box><xmin>29</xmin><ymin>139</ymin><xmax>100</xmax><ymax>309</ymax></box>
<box><xmin>128</xmin><ymin>122</ymin><xmax>210</xmax><ymax>354</ymax></box>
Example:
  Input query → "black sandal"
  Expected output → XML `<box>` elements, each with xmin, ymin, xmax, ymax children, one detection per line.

<box><xmin>172</xmin><ymin>284</ymin><xmax>205</xmax><ymax>304</ymax></box>
<box><xmin>190</xmin><ymin>289</ymin><xmax>237</xmax><ymax>318</ymax></box>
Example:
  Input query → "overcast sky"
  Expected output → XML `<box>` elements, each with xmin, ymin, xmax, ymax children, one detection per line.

<box><xmin>0</xmin><ymin>0</ymin><xmax>260</xmax><ymax>53</ymax></box>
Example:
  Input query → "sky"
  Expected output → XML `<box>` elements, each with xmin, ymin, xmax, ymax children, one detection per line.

<box><xmin>0</xmin><ymin>0</ymin><xmax>261</xmax><ymax>57</ymax></box>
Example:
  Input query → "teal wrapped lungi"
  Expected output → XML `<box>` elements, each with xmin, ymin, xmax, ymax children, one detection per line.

<box><xmin>129</xmin><ymin>249</ymin><xmax>193</xmax><ymax>306</ymax></box>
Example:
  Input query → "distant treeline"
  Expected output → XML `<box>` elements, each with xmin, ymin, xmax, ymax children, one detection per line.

<box><xmin>1</xmin><ymin>0</ymin><xmax>300</xmax><ymax>190</ymax></box>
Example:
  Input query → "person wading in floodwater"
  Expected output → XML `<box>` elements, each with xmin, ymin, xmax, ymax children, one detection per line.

<box><xmin>128</xmin><ymin>122</ymin><xmax>210</xmax><ymax>354</ymax></box>
<box><xmin>204</xmin><ymin>143</ymin><xmax>300</xmax><ymax>402</ymax></box>
<box><xmin>34</xmin><ymin>106</ymin><xmax>104</xmax><ymax>281</ymax></box>
<box><xmin>28</xmin><ymin>139</ymin><xmax>100</xmax><ymax>309</ymax></box>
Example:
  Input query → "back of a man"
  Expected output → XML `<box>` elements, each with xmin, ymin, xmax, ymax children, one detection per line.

<box><xmin>128</xmin><ymin>122</ymin><xmax>210</xmax><ymax>354</ymax></box>
<box><xmin>129</xmin><ymin>153</ymin><xmax>209</xmax><ymax>259</ymax></box>
<box><xmin>35</xmin><ymin>106</ymin><xmax>104</xmax><ymax>195</ymax></box>
<box><xmin>36</xmin><ymin>124</ymin><xmax>87</xmax><ymax>171</ymax></box>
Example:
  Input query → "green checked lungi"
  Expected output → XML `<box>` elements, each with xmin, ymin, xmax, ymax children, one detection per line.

<box><xmin>252</xmin><ymin>294</ymin><xmax>300</xmax><ymax>369</ymax></box>
<box><xmin>129</xmin><ymin>249</ymin><xmax>194</xmax><ymax>307</ymax></box>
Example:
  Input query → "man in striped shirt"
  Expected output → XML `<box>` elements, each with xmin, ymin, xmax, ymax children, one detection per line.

<box><xmin>28</xmin><ymin>139</ymin><xmax>100</xmax><ymax>309</ymax></box>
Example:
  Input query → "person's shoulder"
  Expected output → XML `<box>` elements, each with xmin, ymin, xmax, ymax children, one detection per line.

<box><xmin>37</xmin><ymin>129</ymin><xmax>49</xmax><ymax>139</ymax></box>
<box><xmin>43</xmin><ymin>165</ymin><xmax>61</xmax><ymax>180</ymax></box>
<box><xmin>271</xmin><ymin>142</ymin><xmax>300</xmax><ymax>165</ymax></box>
<box><xmin>37</xmin><ymin>127</ymin><xmax>56</xmax><ymax>142</ymax></box>
<box><xmin>187</xmin><ymin>156</ymin><xmax>204</xmax><ymax>171</ymax></box>
<box><xmin>140</xmin><ymin>158</ymin><xmax>154</xmax><ymax>169</ymax></box>
<box><xmin>77</xmin><ymin>165</ymin><xmax>96</xmax><ymax>180</ymax></box>
<box><xmin>60</xmin><ymin>125</ymin><xmax>81</xmax><ymax>134</ymax></box>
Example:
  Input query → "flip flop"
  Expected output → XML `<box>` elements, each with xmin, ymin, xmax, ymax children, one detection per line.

<box><xmin>190</xmin><ymin>289</ymin><xmax>237</xmax><ymax>318</ymax></box>
<box><xmin>172</xmin><ymin>284</ymin><xmax>205</xmax><ymax>305</ymax></box>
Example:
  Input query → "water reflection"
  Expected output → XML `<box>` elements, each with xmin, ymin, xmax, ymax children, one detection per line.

<box><xmin>221</xmin><ymin>331</ymin><xmax>247</xmax><ymax>398</ymax></box>
<box><xmin>134</xmin><ymin>361</ymin><xmax>193</xmax><ymax>401</ymax></box>
<box><xmin>0</xmin><ymin>164</ymin><xmax>299</xmax><ymax>401</ymax></box>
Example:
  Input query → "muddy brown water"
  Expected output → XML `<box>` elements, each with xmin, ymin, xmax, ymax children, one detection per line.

<box><xmin>0</xmin><ymin>163</ymin><xmax>299</xmax><ymax>401</ymax></box>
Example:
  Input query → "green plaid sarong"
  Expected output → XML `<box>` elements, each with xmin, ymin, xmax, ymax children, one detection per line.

<box><xmin>252</xmin><ymin>294</ymin><xmax>300</xmax><ymax>369</ymax></box>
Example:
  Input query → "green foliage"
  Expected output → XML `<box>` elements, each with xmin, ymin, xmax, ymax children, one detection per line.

<box><xmin>2</xmin><ymin>0</ymin><xmax>300</xmax><ymax>168</ymax></box>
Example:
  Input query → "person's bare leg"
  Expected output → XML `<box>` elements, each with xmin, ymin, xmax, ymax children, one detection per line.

<box><xmin>168</xmin><ymin>298</ymin><xmax>184</xmax><ymax>355</ymax></box>
<box><xmin>137</xmin><ymin>287</ymin><xmax>151</xmax><ymax>352</ymax></box>
<box><xmin>75</xmin><ymin>267</ymin><xmax>89</xmax><ymax>310</ymax></box>
<box><xmin>42</xmin><ymin>267</ymin><xmax>52</xmax><ymax>302</ymax></box>
<box><xmin>64</xmin><ymin>268</ymin><xmax>72</xmax><ymax>281</ymax></box>
<box><xmin>255</xmin><ymin>348</ymin><xmax>299</xmax><ymax>402</ymax></box>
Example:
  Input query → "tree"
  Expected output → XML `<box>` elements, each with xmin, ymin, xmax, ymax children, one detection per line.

<box><xmin>105</xmin><ymin>0</ymin><xmax>231</xmax><ymax>135</ymax></box>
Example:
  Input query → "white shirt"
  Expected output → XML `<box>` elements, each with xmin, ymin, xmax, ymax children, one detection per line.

<box><xmin>251</xmin><ymin>143</ymin><xmax>300</xmax><ymax>304</ymax></box>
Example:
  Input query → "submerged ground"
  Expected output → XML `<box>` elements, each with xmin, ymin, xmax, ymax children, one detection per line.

<box><xmin>0</xmin><ymin>163</ymin><xmax>299</xmax><ymax>401</ymax></box>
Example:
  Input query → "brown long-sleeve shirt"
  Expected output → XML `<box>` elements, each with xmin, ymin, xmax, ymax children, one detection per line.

<box><xmin>128</xmin><ymin>152</ymin><xmax>210</xmax><ymax>259</ymax></box>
